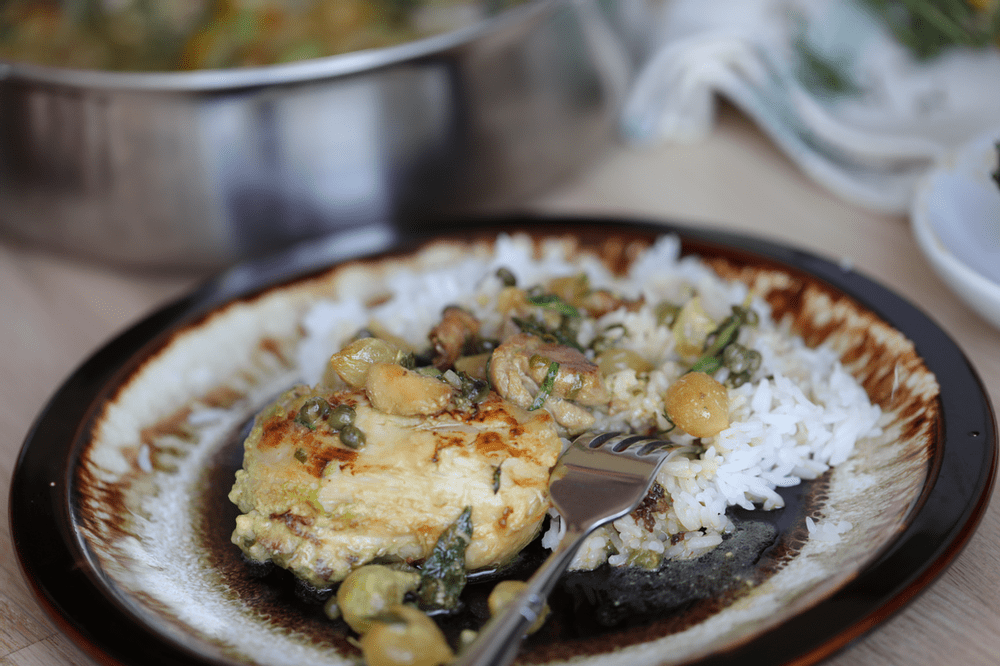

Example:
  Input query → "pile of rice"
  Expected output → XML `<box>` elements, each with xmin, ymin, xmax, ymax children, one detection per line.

<box><xmin>294</xmin><ymin>233</ymin><xmax>883</xmax><ymax>571</ymax></box>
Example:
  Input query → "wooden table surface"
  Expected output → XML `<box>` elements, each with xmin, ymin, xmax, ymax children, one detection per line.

<box><xmin>2</xmin><ymin>106</ymin><xmax>997</xmax><ymax>666</ymax></box>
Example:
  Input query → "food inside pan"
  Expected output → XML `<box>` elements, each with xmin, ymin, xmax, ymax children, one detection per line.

<box><xmin>0</xmin><ymin>0</ymin><xmax>531</xmax><ymax>71</ymax></box>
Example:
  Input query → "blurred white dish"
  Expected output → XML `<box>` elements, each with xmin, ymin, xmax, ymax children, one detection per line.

<box><xmin>911</xmin><ymin>127</ymin><xmax>1000</xmax><ymax>330</ymax></box>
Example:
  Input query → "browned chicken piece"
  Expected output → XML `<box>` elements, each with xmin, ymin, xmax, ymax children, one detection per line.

<box><xmin>429</xmin><ymin>306</ymin><xmax>481</xmax><ymax>370</ymax></box>
<box><xmin>488</xmin><ymin>333</ymin><xmax>609</xmax><ymax>433</ymax></box>
<box><xmin>229</xmin><ymin>386</ymin><xmax>562</xmax><ymax>589</ymax></box>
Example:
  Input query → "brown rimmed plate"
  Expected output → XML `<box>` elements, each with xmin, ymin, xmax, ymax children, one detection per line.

<box><xmin>10</xmin><ymin>215</ymin><xmax>997</xmax><ymax>666</ymax></box>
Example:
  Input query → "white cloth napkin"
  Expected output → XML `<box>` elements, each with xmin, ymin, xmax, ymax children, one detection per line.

<box><xmin>622</xmin><ymin>0</ymin><xmax>1000</xmax><ymax>213</ymax></box>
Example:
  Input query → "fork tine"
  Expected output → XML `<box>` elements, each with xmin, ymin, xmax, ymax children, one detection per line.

<box><xmin>610</xmin><ymin>433</ymin><xmax>656</xmax><ymax>452</ymax></box>
<box><xmin>454</xmin><ymin>430</ymin><xmax>686</xmax><ymax>666</ymax></box>
<box><xmin>578</xmin><ymin>431</ymin><xmax>672</xmax><ymax>455</ymax></box>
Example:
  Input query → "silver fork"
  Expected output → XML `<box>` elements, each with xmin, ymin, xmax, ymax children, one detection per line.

<box><xmin>453</xmin><ymin>431</ymin><xmax>686</xmax><ymax>666</ymax></box>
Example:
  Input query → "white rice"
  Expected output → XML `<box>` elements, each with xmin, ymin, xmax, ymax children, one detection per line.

<box><xmin>295</xmin><ymin>233</ymin><xmax>883</xmax><ymax>571</ymax></box>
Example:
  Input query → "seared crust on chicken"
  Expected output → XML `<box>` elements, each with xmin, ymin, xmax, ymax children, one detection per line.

<box><xmin>229</xmin><ymin>385</ymin><xmax>562</xmax><ymax>589</ymax></box>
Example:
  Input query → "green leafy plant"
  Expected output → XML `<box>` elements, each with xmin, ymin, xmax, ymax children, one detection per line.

<box><xmin>860</xmin><ymin>0</ymin><xmax>1000</xmax><ymax>60</ymax></box>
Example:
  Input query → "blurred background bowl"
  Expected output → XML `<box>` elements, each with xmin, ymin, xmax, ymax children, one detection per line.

<box><xmin>0</xmin><ymin>0</ymin><xmax>659</xmax><ymax>269</ymax></box>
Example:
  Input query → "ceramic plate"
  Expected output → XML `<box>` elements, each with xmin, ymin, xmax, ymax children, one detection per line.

<box><xmin>911</xmin><ymin>126</ymin><xmax>1000</xmax><ymax>330</ymax></box>
<box><xmin>10</xmin><ymin>217</ymin><xmax>996</xmax><ymax>666</ymax></box>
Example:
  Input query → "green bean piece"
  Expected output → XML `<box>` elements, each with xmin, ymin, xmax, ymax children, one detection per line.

<box><xmin>417</xmin><ymin>507</ymin><xmax>473</xmax><ymax>611</ymax></box>
<box><xmin>688</xmin><ymin>355</ymin><xmax>722</xmax><ymax>375</ymax></box>
<box><xmin>339</xmin><ymin>425</ymin><xmax>367</xmax><ymax>450</ymax></box>
<box><xmin>327</xmin><ymin>404</ymin><xmax>356</xmax><ymax>430</ymax></box>
<box><xmin>491</xmin><ymin>465</ymin><xmax>502</xmax><ymax>494</ymax></box>
<box><xmin>295</xmin><ymin>396</ymin><xmax>330</xmax><ymax>429</ymax></box>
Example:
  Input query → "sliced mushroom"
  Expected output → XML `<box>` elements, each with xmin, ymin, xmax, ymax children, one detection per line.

<box><xmin>428</xmin><ymin>305</ymin><xmax>481</xmax><ymax>370</ymax></box>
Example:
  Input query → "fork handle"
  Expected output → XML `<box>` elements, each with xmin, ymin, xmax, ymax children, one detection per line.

<box><xmin>452</xmin><ymin>525</ymin><xmax>591</xmax><ymax>666</ymax></box>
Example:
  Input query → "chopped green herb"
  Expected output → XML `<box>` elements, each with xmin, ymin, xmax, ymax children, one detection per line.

<box><xmin>418</xmin><ymin>507</ymin><xmax>473</xmax><ymax>611</ymax></box>
<box><xmin>530</xmin><ymin>361</ymin><xmax>560</xmax><ymax>411</ymax></box>
<box><xmin>687</xmin><ymin>306</ymin><xmax>760</xmax><ymax>379</ymax></box>
<box><xmin>527</xmin><ymin>293</ymin><xmax>580</xmax><ymax>318</ymax></box>
<box><xmin>660</xmin><ymin>412</ymin><xmax>677</xmax><ymax>435</ymax></box>
<box><xmin>512</xmin><ymin>317</ymin><xmax>583</xmax><ymax>351</ymax></box>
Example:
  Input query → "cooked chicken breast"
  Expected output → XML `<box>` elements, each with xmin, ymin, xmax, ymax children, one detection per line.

<box><xmin>229</xmin><ymin>385</ymin><xmax>562</xmax><ymax>589</ymax></box>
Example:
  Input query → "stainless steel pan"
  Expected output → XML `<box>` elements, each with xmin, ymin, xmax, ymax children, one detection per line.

<box><xmin>0</xmin><ymin>0</ymin><xmax>657</xmax><ymax>268</ymax></box>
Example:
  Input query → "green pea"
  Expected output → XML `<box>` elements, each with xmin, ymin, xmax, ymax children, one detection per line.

<box><xmin>295</xmin><ymin>396</ymin><xmax>330</xmax><ymax>429</ymax></box>
<box><xmin>340</xmin><ymin>424</ymin><xmax>366</xmax><ymax>450</ymax></box>
<box><xmin>327</xmin><ymin>404</ymin><xmax>356</xmax><ymax>430</ymax></box>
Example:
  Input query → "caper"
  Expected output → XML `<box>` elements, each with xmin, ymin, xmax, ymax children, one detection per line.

<box><xmin>460</xmin><ymin>373</ymin><xmax>489</xmax><ymax>404</ymax></box>
<box><xmin>729</xmin><ymin>372</ymin><xmax>750</xmax><ymax>388</ymax></box>
<box><xmin>722</xmin><ymin>343</ymin><xmax>763</xmax><ymax>377</ymax></box>
<box><xmin>339</xmin><ymin>424</ymin><xmax>366</xmax><ymax>449</ymax></box>
<box><xmin>399</xmin><ymin>352</ymin><xmax>417</xmax><ymax>369</ymax></box>
<box><xmin>327</xmin><ymin>404</ymin><xmax>356</xmax><ymax>430</ymax></box>
<box><xmin>722</xmin><ymin>343</ymin><xmax>751</xmax><ymax>373</ymax></box>
<box><xmin>496</xmin><ymin>266</ymin><xmax>517</xmax><ymax>287</ymax></box>
<box><xmin>654</xmin><ymin>300</ymin><xmax>681</xmax><ymax>326</ymax></box>
<box><xmin>295</xmin><ymin>396</ymin><xmax>330</xmax><ymax>429</ymax></box>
